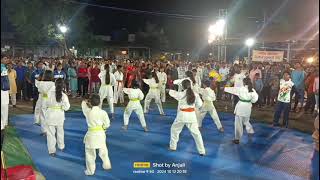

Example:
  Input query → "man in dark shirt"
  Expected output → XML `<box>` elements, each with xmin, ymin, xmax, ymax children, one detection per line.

<box><xmin>25</xmin><ymin>62</ymin><xmax>34</xmax><ymax>101</ymax></box>
<box><xmin>15</xmin><ymin>61</ymin><xmax>27</xmax><ymax>100</ymax></box>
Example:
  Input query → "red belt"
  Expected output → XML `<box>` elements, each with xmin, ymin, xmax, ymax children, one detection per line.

<box><xmin>180</xmin><ymin>108</ymin><xmax>195</xmax><ymax>112</ymax></box>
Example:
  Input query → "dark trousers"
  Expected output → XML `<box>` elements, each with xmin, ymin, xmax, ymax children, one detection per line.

<box><xmin>262</xmin><ymin>86</ymin><xmax>271</xmax><ymax>105</ymax></box>
<box><xmin>78</xmin><ymin>77</ymin><xmax>89</xmax><ymax>97</ymax></box>
<box><xmin>273</xmin><ymin>101</ymin><xmax>290</xmax><ymax>127</ymax></box>
<box><xmin>26</xmin><ymin>82</ymin><xmax>33</xmax><ymax>99</ymax></box>
<box><xmin>32</xmin><ymin>87</ymin><xmax>39</xmax><ymax>113</ymax></box>
<box><xmin>217</xmin><ymin>81</ymin><xmax>226</xmax><ymax>100</ymax></box>
<box><xmin>257</xmin><ymin>91</ymin><xmax>263</xmax><ymax>107</ymax></box>
<box><xmin>16</xmin><ymin>80</ymin><xmax>25</xmax><ymax>100</ymax></box>
<box><xmin>305</xmin><ymin>93</ymin><xmax>316</xmax><ymax>112</ymax></box>
<box><xmin>290</xmin><ymin>86</ymin><xmax>305</xmax><ymax>110</ymax></box>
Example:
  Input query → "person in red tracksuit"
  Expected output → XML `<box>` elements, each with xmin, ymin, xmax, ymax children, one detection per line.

<box><xmin>78</xmin><ymin>62</ymin><xmax>89</xmax><ymax>97</ymax></box>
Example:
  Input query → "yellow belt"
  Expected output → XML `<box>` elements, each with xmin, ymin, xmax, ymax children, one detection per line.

<box><xmin>48</xmin><ymin>106</ymin><xmax>63</xmax><ymax>110</ymax></box>
<box><xmin>150</xmin><ymin>87</ymin><xmax>158</xmax><ymax>89</ymax></box>
<box><xmin>130</xmin><ymin>98</ymin><xmax>140</xmax><ymax>102</ymax></box>
<box><xmin>88</xmin><ymin>126</ymin><xmax>105</xmax><ymax>132</ymax></box>
<box><xmin>42</xmin><ymin>93</ymin><xmax>48</xmax><ymax>99</ymax></box>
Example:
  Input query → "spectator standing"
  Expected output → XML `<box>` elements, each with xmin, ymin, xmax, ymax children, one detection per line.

<box><xmin>68</xmin><ymin>62</ymin><xmax>78</xmax><ymax>98</ymax></box>
<box><xmin>77</xmin><ymin>62</ymin><xmax>89</xmax><ymax>97</ymax></box>
<box><xmin>262</xmin><ymin>65</ymin><xmax>272</xmax><ymax>105</ymax></box>
<box><xmin>314</xmin><ymin>71</ymin><xmax>319</xmax><ymax>114</ymax></box>
<box><xmin>301</xmin><ymin>69</ymin><xmax>317</xmax><ymax>115</ymax></box>
<box><xmin>90</xmin><ymin>62</ymin><xmax>101</xmax><ymax>94</ymax></box>
<box><xmin>253</xmin><ymin>73</ymin><xmax>264</xmax><ymax>108</ymax></box>
<box><xmin>291</xmin><ymin>63</ymin><xmax>305</xmax><ymax>113</ymax></box>
<box><xmin>218</xmin><ymin>63</ymin><xmax>230</xmax><ymax>100</ymax></box>
<box><xmin>15</xmin><ymin>61</ymin><xmax>27</xmax><ymax>101</ymax></box>
<box><xmin>7</xmin><ymin>63</ymin><xmax>17</xmax><ymax>107</ymax></box>
<box><xmin>25</xmin><ymin>62</ymin><xmax>34</xmax><ymax>101</ymax></box>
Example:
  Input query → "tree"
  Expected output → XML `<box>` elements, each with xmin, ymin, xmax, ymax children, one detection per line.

<box><xmin>5</xmin><ymin>0</ymin><xmax>94</xmax><ymax>56</ymax></box>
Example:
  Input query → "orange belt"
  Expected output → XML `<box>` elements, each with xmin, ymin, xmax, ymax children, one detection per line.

<box><xmin>180</xmin><ymin>108</ymin><xmax>195</xmax><ymax>112</ymax></box>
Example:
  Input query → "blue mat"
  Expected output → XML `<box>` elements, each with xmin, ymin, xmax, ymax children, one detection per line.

<box><xmin>11</xmin><ymin>108</ymin><xmax>319</xmax><ymax>180</ymax></box>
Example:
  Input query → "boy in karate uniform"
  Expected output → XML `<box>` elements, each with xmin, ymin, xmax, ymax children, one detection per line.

<box><xmin>224</xmin><ymin>77</ymin><xmax>258</xmax><ymax>144</ymax></box>
<box><xmin>197</xmin><ymin>80</ymin><xmax>224</xmax><ymax>132</ymax></box>
<box><xmin>122</xmin><ymin>81</ymin><xmax>148</xmax><ymax>132</ymax></box>
<box><xmin>157</xmin><ymin>67</ymin><xmax>167</xmax><ymax>102</ymax></box>
<box><xmin>82</xmin><ymin>94</ymin><xmax>112</xmax><ymax>175</ymax></box>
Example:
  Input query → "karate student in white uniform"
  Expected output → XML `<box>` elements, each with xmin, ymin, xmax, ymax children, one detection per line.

<box><xmin>1</xmin><ymin>63</ymin><xmax>10</xmax><ymax>146</ymax></box>
<box><xmin>197</xmin><ymin>80</ymin><xmax>224</xmax><ymax>132</ymax></box>
<box><xmin>44</xmin><ymin>79</ymin><xmax>70</xmax><ymax>156</ymax></box>
<box><xmin>99</xmin><ymin>64</ymin><xmax>116</xmax><ymax>118</ymax></box>
<box><xmin>35</xmin><ymin>70</ymin><xmax>55</xmax><ymax>136</ymax></box>
<box><xmin>143</xmin><ymin>72</ymin><xmax>165</xmax><ymax>115</ymax></box>
<box><xmin>157</xmin><ymin>67</ymin><xmax>167</xmax><ymax>102</ymax></box>
<box><xmin>224</xmin><ymin>77</ymin><xmax>259</xmax><ymax>144</ymax></box>
<box><xmin>113</xmin><ymin>65</ymin><xmax>124</xmax><ymax>104</ymax></box>
<box><xmin>169</xmin><ymin>79</ymin><xmax>206</xmax><ymax>156</ymax></box>
<box><xmin>82</xmin><ymin>94</ymin><xmax>112</xmax><ymax>175</ymax></box>
<box><xmin>122</xmin><ymin>81</ymin><xmax>148</xmax><ymax>132</ymax></box>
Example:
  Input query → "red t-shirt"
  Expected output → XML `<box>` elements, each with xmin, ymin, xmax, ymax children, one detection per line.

<box><xmin>78</xmin><ymin>66</ymin><xmax>88</xmax><ymax>78</ymax></box>
<box><xmin>90</xmin><ymin>67</ymin><xmax>101</xmax><ymax>82</ymax></box>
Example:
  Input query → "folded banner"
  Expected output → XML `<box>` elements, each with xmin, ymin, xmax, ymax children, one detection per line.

<box><xmin>252</xmin><ymin>50</ymin><xmax>284</xmax><ymax>62</ymax></box>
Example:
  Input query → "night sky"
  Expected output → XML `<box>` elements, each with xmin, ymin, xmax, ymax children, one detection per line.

<box><xmin>84</xmin><ymin>0</ymin><xmax>318</xmax><ymax>49</ymax></box>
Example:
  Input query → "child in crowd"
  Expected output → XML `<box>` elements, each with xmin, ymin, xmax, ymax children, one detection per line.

<box><xmin>225</xmin><ymin>77</ymin><xmax>259</xmax><ymax>144</ymax></box>
<box><xmin>197</xmin><ymin>80</ymin><xmax>224</xmax><ymax>132</ymax></box>
<box><xmin>273</xmin><ymin>71</ymin><xmax>294</xmax><ymax>128</ymax></box>
<box><xmin>122</xmin><ymin>81</ymin><xmax>148</xmax><ymax>132</ymax></box>
<box><xmin>82</xmin><ymin>94</ymin><xmax>112</xmax><ymax>176</ymax></box>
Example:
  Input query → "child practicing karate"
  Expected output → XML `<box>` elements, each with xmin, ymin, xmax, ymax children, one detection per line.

<box><xmin>99</xmin><ymin>64</ymin><xmax>116</xmax><ymax>118</ymax></box>
<box><xmin>157</xmin><ymin>67</ymin><xmax>167</xmax><ymax>103</ymax></box>
<box><xmin>197</xmin><ymin>80</ymin><xmax>224</xmax><ymax>132</ymax></box>
<box><xmin>35</xmin><ymin>70</ymin><xmax>55</xmax><ymax>136</ymax></box>
<box><xmin>82</xmin><ymin>94</ymin><xmax>112</xmax><ymax>176</ymax></box>
<box><xmin>122</xmin><ymin>80</ymin><xmax>148</xmax><ymax>132</ymax></box>
<box><xmin>113</xmin><ymin>65</ymin><xmax>124</xmax><ymax>105</ymax></box>
<box><xmin>224</xmin><ymin>77</ymin><xmax>258</xmax><ymax>144</ymax></box>
<box><xmin>143</xmin><ymin>71</ymin><xmax>165</xmax><ymax>115</ymax></box>
<box><xmin>44</xmin><ymin>78</ymin><xmax>70</xmax><ymax>156</ymax></box>
<box><xmin>168</xmin><ymin>79</ymin><xmax>206</xmax><ymax>156</ymax></box>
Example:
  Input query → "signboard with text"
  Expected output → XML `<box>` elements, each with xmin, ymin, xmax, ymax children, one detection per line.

<box><xmin>252</xmin><ymin>50</ymin><xmax>284</xmax><ymax>62</ymax></box>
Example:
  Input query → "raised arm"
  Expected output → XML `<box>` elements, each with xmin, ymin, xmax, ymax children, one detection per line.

<box><xmin>62</xmin><ymin>93</ymin><xmax>71</xmax><ymax>111</ymax></box>
<box><xmin>81</xmin><ymin>100</ymin><xmax>91</xmax><ymax>119</ymax></box>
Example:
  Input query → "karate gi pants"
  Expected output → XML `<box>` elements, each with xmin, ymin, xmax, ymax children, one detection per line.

<box><xmin>47</xmin><ymin>125</ymin><xmax>64</xmax><ymax>154</ymax></box>
<box><xmin>85</xmin><ymin>146</ymin><xmax>111</xmax><ymax>175</ymax></box>
<box><xmin>234</xmin><ymin>115</ymin><xmax>254</xmax><ymax>140</ymax></box>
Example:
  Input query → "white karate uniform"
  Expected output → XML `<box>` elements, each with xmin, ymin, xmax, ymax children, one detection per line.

<box><xmin>44</xmin><ymin>89</ymin><xmax>70</xmax><ymax>154</ymax></box>
<box><xmin>197</xmin><ymin>87</ymin><xmax>222</xmax><ymax>129</ymax></box>
<box><xmin>82</xmin><ymin>101</ymin><xmax>112</xmax><ymax>175</ymax></box>
<box><xmin>169</xmin><ymin>89</ymin><xmax>206</xmax><ymax>154</ymax></box>
<box><xmin>98</xmin><ymin>71</ymin><xmax>116</xmax><ymax>114</ymax></box>
<box><xmin>113</xmin><ymin>71</ymin><xmax>124</xmax><ymax>104</ymax></box>
<box><xmin>123</xmin><ymin>88</ymin><xmax>147</xmax><ymax>128</ymax></box>
<box><xmin>157</xmin><ymin>72</ymin><xmax>167</xmax><ymax>102</ymax></box>
<box><xmin>35</xmin><ymin>80</ymin><xmax>55</xmax><ymax>134</ymax></box>
<box><xmin>143</xmin><ymin>78</ymin><xmax>164</xmax><ymax>115</ymax></box>
<box><xmin>1</xmin><ymin>90</ymin><xmax>9</xmax><ymax>129</ymax></box>
<box><xmin>224</xmin><ymin>86</ymin><xmax>259</xmax><ymax>140</ymax></box>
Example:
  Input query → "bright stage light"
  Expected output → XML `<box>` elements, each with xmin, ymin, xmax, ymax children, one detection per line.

<box><xmin>187</xmin><ymin>53</ymin><xmax>190</xmax><ymax>56</ymax></box>
<box><xmin>245</xmin><ymin>38</ymin><xmax>255</xmax><ymax>47</ymax></box>
<box><xmin>209</xmin><ymin>53</ymin><xmax>213</xmax><ymax>56</ymax></box>
<box><xmin>307</xmin><ymin>57</ymin><xmax>314</xmax><ymax>63</ymax></box>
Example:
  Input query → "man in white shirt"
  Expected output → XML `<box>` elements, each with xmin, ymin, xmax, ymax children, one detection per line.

<box><xmin>218</xmin><ymin>63</ymin><xmax>230</xmax><ymax>99</ymax></box>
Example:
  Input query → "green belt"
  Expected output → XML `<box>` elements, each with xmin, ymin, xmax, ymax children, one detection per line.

<box><xmin>239</xmin><ymin>99</ymin><xmax>252</xmax><ymax>103</ymax></box>
<box><xmin>130</xmin><ymin>98</ymin><xmax>140</xmax><ymax>102</ymax></box>
<box><xmin>48</xmin><ymin>106</ymin><xmax>63</xmax><ymax>110</ymax></box>
<box><xmin>88</xmin><ymin>126</ymin><xmax>105</xmax><ymax>132</ymax></box>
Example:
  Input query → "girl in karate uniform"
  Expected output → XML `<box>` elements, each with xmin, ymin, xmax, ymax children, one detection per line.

<box><xmin>35</xmin><ymin>70</ymin><xmax>55</xmax><ymax>136</ymax></box>
<box><xmin>99</xmin><ymin>64</ymin><xmax>116</xmax><ymax>118</ymax></box>
<box><xmin>113</xmin><ymin>65</ymin><xmax>125</xmax><ymax>104</ymax></box>
<box><xmin>122</xmin><ymin>81</ymin><xmax>148</xmax><ymax>132</ymax></box>
<box><xmin>169</xmin><ymin>79</ymin><xmax>206</xmax><ymax>156</ymax></box>
<box><xmin>224</xmin><ymin>77</ymin><xmax>258</xmax><ymax>144</ymax></box>
<box><xmin>173</xmin><ymin>71</ymin><xmax>200</xmax><ymax>93</ymax></box>
<box><xmin>44</xmin><ymin>78</ymin><xmax>70</xmax><ymax>156</ymax></box>
<box><xmin>143</xmin><ymin>72</ymin><xmax>165</xmax><ymax>115</ymax></box>
<box><xmin>82</xmin><ymin>94</ymin><xmax>112</xmax><ymax>176</ymax></box>
<box><xmin>197</xmin><ymin>80</ymin><xmax>224</xmax><ymax>132</ymax></box>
